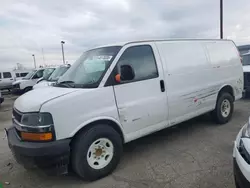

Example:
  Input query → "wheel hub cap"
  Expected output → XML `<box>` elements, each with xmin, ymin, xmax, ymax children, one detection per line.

<box><xmin>87</xmin><ymin>138</ymin><xmax>114</xmax><ymax>170</ymax></box>
<box><xmin>221</xmin><ymin>99</ymin><xmax>230</xmax><ymax>118</ymax></box>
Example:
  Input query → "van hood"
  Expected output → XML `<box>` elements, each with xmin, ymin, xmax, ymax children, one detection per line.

<box><xmin>243</xmin><ymin>65</ymin><xmax>250</xmax><ymax>73</ymax></box>
<box><xmin>14</xmin><ymin>87</ymin><xmax>78</xmax><ymax>112</ymax></box>
<box><xmin>33</xmin><ymin>81</ymin><xmax>53</xmax><ymax>89</ymax></box>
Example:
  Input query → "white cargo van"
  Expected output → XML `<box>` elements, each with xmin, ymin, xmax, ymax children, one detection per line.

<box><xmin>12</xmin><ymin>67</ymin><xmax>55</xmax><ymax>93</ymax></box>
<box><xmin>0</xmin><ymin>71</ymin><xmax>16</xmax><ymax>90</ymax></box>
<box><xmin>7</xmin><ymin>39</ymin><xmax>243</xmax><ymax>180</ymax></box>
<box><xmin>33</xmin><ymin>64</ymin><xmax>70</xmax><ymax>89</ymax></box>
<box><xmin>14</xmin><ymin>71</ymin><xmax>30</xmax><ymax>81</ymax></box>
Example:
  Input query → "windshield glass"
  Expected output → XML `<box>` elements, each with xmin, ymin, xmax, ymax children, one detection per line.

<box><xmin>48</xmin><ymin>66</ymin><xmax>70</xmax><ymax>81</ymax></box>
<box><xmin>42</xmin><ymin>68</ymin><xmax>55</xmax><ymax>80</ymax></box>
<box><xmin>23</xmin><ymin>70</ymin><xmax>36</xmax><ymax>79</ymax></box>
<box><xmin>242</xmin><ymin>54</ymin><xmax>250</xmax><ymax>66</ymax></box>
<box><xmin>57</xmin><ymin>46</ymin><xmax>121</xmax><ymax>88</ymax></box>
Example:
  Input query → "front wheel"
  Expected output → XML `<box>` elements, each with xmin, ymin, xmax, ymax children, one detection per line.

<box><xmin>71</xmin><ymin>125</ymin><xmax>123</xmax><ymax>181</ymax></box>
<box><xmin>23</xmin><ymin>87</ymin><xmax>32</xmax><ymax>93</ymax></box>
<box><xmin>212</xmin><ymin>92</ymin><xmax>234</xmax><ymax>124</ymax></box>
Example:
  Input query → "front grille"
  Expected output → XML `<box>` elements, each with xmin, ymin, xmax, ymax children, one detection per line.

<box><xmin>238</xmin><ymin>139</ymin><xmax>250</xmax><ymax>164</ymax></box>
<box><xmin>13</xmin><ymin>109</ymin><xmax>22</xmax><ymax>122</ymax></box>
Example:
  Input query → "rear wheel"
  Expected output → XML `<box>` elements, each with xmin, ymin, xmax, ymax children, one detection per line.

<box><xmin>71</xmin><ymin>124</ymin><xmax>123</xmax><ymax>181</ymax></box>
<box><xmin>212</xmin><ymin>92</ymin><xmax>234</xmax><ymax>124</ymax></box>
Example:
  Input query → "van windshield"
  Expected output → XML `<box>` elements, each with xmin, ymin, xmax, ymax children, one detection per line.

<box><xmin>48</xmin><ymin>66</ymin><xmax>70</xmax><ymax>81</ymax></box>
<box><xmin>23</xmin><ymin>70</ymin><xmax>36</xmax><ymax>80</ymax></box>
<box><xmin>57</xmin><ymin>46</ymin><xmax>121</xmax><ymax>88</ymax></box>
<box><xmin>242</xmin><ymin>54</ymin><xmax>250</xmax><ymax>66</ymax></box>
<box><xmin>42</xmin><ymin>68</ymin><xmax>56</xmax><ymax>80</ymax></box>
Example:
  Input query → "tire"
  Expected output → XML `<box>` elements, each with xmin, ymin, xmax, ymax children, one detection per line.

<box><xmin>23</xmin><ymin>87</ymin><xmax>32</xmax><ymax>93</ymax></box>
<box><xmin>212</xmin><ymin>92</ymin><xmax>234</xmax><ymax>124</ymax></box>
<box><xmin>71</xmin><ymin>124</ymin><xmax>123</xmax><ymax>181</ymax></box>
<box><xmin>234</xmin><ymin>175</ymin><xmax>241</xmax><ymax>188</ymax></box>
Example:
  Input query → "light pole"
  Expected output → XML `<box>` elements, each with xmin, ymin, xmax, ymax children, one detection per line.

<box><xmin>42</xmin><ymin>48</ymin><xmax>45</xmax><ymax>66</ymax></box>
<box><xmin>220</xmin><ymin>0</ymin><xmax>223</xmax><ymax>39</ymax></box>
<box><xmin>32</xmin><ymin>54</ymin><xmax>37</xmax><ymax>69</ymax></box>
<box><xmin>61</xmin><ymin>41</ymin><xmax>65</xmax><ymax>64</ymax></box>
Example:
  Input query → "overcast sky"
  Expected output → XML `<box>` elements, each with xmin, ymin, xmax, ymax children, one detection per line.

<box><xmin>1</xmin><ymin>0</ymin><xmax>250</xmax><ymax>70</ymax></box>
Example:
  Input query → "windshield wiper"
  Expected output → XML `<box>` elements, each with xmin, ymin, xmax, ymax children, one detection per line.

<box><xmin>56</xmin><ymin>80</ymin><xmax>75</xmax><ymax>88</ymax></box>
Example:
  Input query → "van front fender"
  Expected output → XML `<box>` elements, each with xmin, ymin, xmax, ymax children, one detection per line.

<box><xmin>70</xmin><ymin>116</ymin><xmax>125</xmax><ymax>142</ymax></box>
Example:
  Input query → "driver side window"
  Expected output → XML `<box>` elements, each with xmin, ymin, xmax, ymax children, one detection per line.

<box><xmin>116</xmin><ymin>45</ymin><xmax>158</xmax><ymax>83</ymax></box>
<box><xmin>32</xmin><ymin>70</ymin><xmax>44</xmax><ymax>79</ymax></box>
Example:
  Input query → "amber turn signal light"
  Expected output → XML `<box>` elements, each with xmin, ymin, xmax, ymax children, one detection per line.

<box><xmin>21</xmin><ymin>132</ymin><xmax>53</xmax><ymax>141</ymax></box>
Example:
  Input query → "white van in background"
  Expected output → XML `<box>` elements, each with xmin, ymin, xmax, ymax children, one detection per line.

<box><xmin>7</xmin><ymin>39</ymin><xmax>243</xmax><ymax>181</ymax></box>
<box><xmin>14</xmin><ymin>71</ymin><xmax>30</xmax><ymax>81</ymax></box>
<box><xmin>33</xmin><ymin>64</ymin><xmax>70</xmax><ymax>89</ymax></box>
<box><xmin>0</xmin><ymin>71</ymin><xmax>15</xmax><ymax>90</ymax></box>
<box><xmin>12</xmin><ymin>68</ymin><xmax>48</xmax><ymax>93</ymax></box>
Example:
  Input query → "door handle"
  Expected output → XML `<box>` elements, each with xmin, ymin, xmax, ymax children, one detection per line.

<box><xmin>10</xmin><ymin>79</ymin><xmax>13</xmax><ymax>80</ymax></box>
<box><xmin>160</xmin><ymin>80</ymin><xmax>165</xmax><ymax>92</ymax></box>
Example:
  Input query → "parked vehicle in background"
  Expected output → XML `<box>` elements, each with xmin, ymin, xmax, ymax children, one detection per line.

<box><xmin>33</xmin><ymin>64</ymin><xmax>70</xmax><ymax>89</ymax></box>
<box><xmin>0</xmin><ymin>90</ymin><xmax>4</xmax><ymax>105</ymax></box>
<box><xmin>14</xmin><ymin>71</ymin><xmax>29</xmax><ymax>81</ymax></box>
<box><xmin>238</xmin><ymin>45</ymin><xmax>250</xmax><ymax>55</ymax></box>
<box><xmin>12</xmin><ymin>69</ymin><xmax>45</xmax><ymax>93</ymax></box>
<box><xmin>0</xmin><ymin>71</ymin><xmax>15</xmax><ymax>90</ymax></box>
<box><xmin>233</xmin><ymin>117</ymin><xmax>250</xmax><ymax>187</ymax></box>
<box><xmin>242</xmin><ymin>52</ymin><xmax>250</xmax><ymax>97</ymax></box>
<box><xmin>36</xmin><ymin>67</ymin><xmax>56</xmax><ymax>84</ymax></box>
<box><xmin>7</xmin><ymin>39</ymin><xmax>243</xmax><ymax>181</ymax></box>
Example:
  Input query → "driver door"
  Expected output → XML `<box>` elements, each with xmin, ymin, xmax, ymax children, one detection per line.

<box><xmin>112</xmin><ymin>44</ymin><xmax>168</xmax><ymax>135</ymax></box>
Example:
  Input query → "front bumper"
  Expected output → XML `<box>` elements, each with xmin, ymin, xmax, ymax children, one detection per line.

<box><xmin>0</xmin><ymin>97</ymin><xmax>4</xmax><ymax>104</ymax></box>
<box><xmin>7</xmin><ymin>127</ymin><xmax>71</xmax><ymax>172</ymax></box>
<box><xmin>12</xmin><ymin>85</ymin><xmax>22</xmax><ymax>94</ymax></box>
<box><xmin>234</xmin><ymin>158</ymin><xmax>250</xmax><ymax>188</ymax></box>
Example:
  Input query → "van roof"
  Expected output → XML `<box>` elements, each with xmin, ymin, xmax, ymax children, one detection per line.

<box><xmin>96</xmin><ymin>39</ymin><xmax>233</xmax><ymax>48</ymax></box>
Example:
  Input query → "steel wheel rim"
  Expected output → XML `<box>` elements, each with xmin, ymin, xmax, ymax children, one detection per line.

<box><xmin>221</xmin><ymin>99</ymin><xmax>231</xmax><ymax>118</ymax></box>
<box><xmin>87</xmin><ymin>138</ymin><xmax>114</xmax><ymax>170</ymax></box>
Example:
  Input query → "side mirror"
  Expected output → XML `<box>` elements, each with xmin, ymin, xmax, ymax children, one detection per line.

<box><xmin>115</xmin><ymin>65</ymin><xmax>135</xmax><ymax>83</ymax></box>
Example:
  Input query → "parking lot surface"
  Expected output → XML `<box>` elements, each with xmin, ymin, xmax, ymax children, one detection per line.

<box><xmin>0</xmin><ymin>95</ymin><xmax>250</xmax><ymax>188</ymax></box>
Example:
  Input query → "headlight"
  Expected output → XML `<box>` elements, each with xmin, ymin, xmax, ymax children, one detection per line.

<box><xmin>18</xmin><ymin>112</ymin><xmax>54</xmax><ymax>141</ymax></box>
<box><xmin>21</xmin><ymin>112</ymin><xmax>53</xmax><ymax>126</ymax></box>
<box><xmin>242</xmin><ymin>117</ymin><xmax>250</xmax><ymax>138</ymax></box>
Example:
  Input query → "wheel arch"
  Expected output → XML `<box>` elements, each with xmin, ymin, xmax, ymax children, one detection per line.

<box><xmin>217</xmin><ymin>85</ymin><xmax>235</xmax><ymax>101</ymax></box>
<box><xmin>70</xmin><ymin>117</ymin><xmax>125</xmax><ymax>144</ymax></box>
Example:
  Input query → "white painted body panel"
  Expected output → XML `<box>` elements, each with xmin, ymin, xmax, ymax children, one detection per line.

<box><xmin>13</xmin><ymin>39</ymin><xmax>243</xmax><ymax>143</ymax></box>
<box><xmin>40</xmin><ymin>87</ymin><xmax>121</xmax><ymax>140</ymax></box>
<box><xmin>12</xmin><ymin>79</ymin><xmax>38</xmax><ymax>90</ymax></box>
<box><xmin>14</xmin><ymin>87</ymin><xmax>77</xmax><ymax>112</ymax></box>
<box><xmin>33</xmin><ymin>81</ymin><xmax>54</xmax><ymax>89</ymax></box>
<box><xmin>156</xmin><ymin>40</ymin><xmax>243</xmax><ymax>126</ymax></box>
